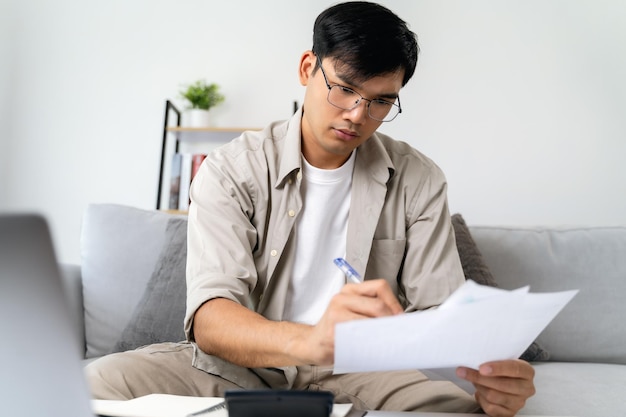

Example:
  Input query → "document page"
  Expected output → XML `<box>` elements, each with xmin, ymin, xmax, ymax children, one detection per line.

<box><xmin>334</xmin><ymin>280</ymin><xmax>577</xmax><ymax>374</ymax></box>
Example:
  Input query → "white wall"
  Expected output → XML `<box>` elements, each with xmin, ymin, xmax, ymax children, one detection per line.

<box><xmin>0</xmin><ymin>0</ymin><xmax>14</xmax><ymax>202</ymax></box>
<box><xmin>2</xmin><ymin>0</ymin><xmax>625</xmax><ymax>264</ymax></box>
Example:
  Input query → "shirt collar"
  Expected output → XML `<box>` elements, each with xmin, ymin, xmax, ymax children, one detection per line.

<box><xmin>357</xmin><ymin>130</ymin><xmax>396</xmax><ymax>185</ymax></box>
<box><xmin>276</xmin><ymin>108</ymin><xmax>304</xmax><ymax>188</ymax></box>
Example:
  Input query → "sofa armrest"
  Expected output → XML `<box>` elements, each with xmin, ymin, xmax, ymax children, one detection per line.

<box><xmin>59</xmin><ymin>263</ymin><xmax>86</xmax><ymax>358</ymax></box>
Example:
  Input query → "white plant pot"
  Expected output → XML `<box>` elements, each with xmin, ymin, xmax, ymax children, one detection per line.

<box><xmin>185</xmin><ymin>109</ymin><xmax>211</xmax><ymax>127</ymax></box>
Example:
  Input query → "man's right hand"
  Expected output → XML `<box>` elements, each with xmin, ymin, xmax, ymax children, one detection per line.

<box><xmin>302</xmin><ymin>278</ymin><xmax>404</xmax><ymax>365</ymax></box>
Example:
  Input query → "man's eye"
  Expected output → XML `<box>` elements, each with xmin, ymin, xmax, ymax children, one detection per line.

<box><xmin>338</xmin><ymin>86</ymin><xmax>356</xmax><ymax>95</ymax></box>
<box><xmin>373</xmin><ymin>99</ymin><xmax>393</xmax><ymax>108</ymax></box>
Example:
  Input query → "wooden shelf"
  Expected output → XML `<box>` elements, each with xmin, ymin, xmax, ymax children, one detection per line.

<box><xmin>165</xmin><ymin>126</ymin><xmax>260</xmax><ymax>142</ymax></box>
<box><xmin>161</xmin><ymin>209</ymin><xmax>188</xmax><ymax>216</ymax></box>
<box><xmin>157</xmin><ymin>100</ymin><xmax>263</xmax><ymax>209</ymax></box>
<box><xmin>166</xmin><ymin>126</ymin><xmax>259</xmax><ymax>133</ymax></box>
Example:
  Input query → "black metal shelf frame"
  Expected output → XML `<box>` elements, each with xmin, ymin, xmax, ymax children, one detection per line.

<box><xmin>156</xmin><ymin>100</ymin><xmax>181</xmax><ymax>210</ymax></box>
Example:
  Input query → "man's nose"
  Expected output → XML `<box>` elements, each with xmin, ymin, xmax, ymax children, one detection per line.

<box><xmin>343</xmin><ymin>99</ymin><xmax>369</xmax><ymax>124</ymax></box>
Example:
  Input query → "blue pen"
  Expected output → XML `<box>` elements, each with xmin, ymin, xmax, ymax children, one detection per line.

<box><xmin>333</xmin><ymin>257</ymin><xmax>362</xmax><ymax>283</ymax></box>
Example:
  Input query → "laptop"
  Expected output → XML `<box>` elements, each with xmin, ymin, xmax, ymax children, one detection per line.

<box><xmin>0</xmin><ymin>214</ymin><xmax>94</xmax><ymax>417</ymax></box>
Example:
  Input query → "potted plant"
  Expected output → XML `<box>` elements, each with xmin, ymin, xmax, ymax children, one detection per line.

<box><xmin>179</xmin><ymin>80</ymin><xmax>225</xmax><ymax>127</ymax></box>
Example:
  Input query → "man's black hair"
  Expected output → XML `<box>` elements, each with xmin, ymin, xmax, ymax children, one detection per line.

<box><xmin>312</xmin><ymin>1</ymin><xmax>419</xmax><ymax>87</ymax></box>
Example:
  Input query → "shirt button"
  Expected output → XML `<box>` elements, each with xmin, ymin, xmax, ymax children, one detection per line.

<box><xmin>288</xmin><ymin>209</ymin><xmax>295</xmax><ymax>217</ymax></box>
<box><xmin>270</xmin><ymin>249</ymin><xmax>278</xmax><ymax>257</ymax></box>
<box><xmin>288</xmin><ymin>178</ymin><xmax>293</xmax><ymax>184</ymax></box>
<box><xmin>296</xmin><ymin>172</ymin><xmax>302</xmax><ymax>181</ymax></box>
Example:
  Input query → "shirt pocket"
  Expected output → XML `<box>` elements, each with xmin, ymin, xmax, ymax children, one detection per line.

<box><xmin>365</xmin><ymin>238</ymin><xmax>406</xmax><ymax>284</ymax></box>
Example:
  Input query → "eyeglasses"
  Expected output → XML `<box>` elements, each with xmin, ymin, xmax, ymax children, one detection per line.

<box><xmin>316</xmin><ymin>56</ymin><xmax>402</xmax><ymax>122</ymax></box>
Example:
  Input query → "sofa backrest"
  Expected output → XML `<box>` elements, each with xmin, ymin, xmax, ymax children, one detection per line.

<box><xmin>80</xmin><ymin>204</ymin><xmax>626</xmax><ymax>365</ymax></box>
<box><xmin>470</xmin><ymin>226</ymin><xmax>626</xmax><ymax>365</ymax></box>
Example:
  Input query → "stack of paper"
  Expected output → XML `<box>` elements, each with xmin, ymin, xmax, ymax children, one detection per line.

<box><xmin>92</xmin><ymin>395</ymin><xmax>223</xmax><ymax>417</ymax></box>
<box><xmin>334</xmin><ymin>280</ymin><xmax>577</xmax><ymax>374</ymax></box>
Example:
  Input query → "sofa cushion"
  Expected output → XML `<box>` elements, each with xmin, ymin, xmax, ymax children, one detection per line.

<box><xmin>470</xmin><ymin>226</ymin><xmax>626</xmax><ymax>364</ymax></box>
<box><xmin>519</xmin><ymin>362</ymin><xmax>626</xmax><ymax>417</ymax></box>
<box><xmin>81</xmin><ymin>204</ymin><xmax>188</xmax><ymax>358</ymax></box>
<box><xmin>451</xmin><ymin>214</ymin><xmax>550</xmax><ymax>362</ymax></box>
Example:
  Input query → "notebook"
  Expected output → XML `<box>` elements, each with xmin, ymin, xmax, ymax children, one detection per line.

<box><xmin>0</xmin><ymin>214</ymin><xmax>94</xmax><ymax>417</ymax></box>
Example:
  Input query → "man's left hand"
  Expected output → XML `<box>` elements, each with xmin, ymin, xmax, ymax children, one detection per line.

<box><xmin>456</xmin><ymin>359</ymin><xmax>536</xmax><ymax>417</ymax></box>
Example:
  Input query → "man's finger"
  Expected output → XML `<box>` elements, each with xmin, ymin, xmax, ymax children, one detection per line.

<box><xmin>341</xmin><ymin>279</ymin><xmax>404</xmax><ymax>315</ymax></box>
<box><xmin>479</xmin><ymin>360</ymin><xmax>535</xmax><ymax>379</ymax></box>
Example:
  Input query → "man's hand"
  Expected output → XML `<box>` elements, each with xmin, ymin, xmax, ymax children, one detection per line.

<box><xmin>193</xmin><ymin>279</ymin><xmax>403</xmax><ymax>369</ymax></box>
<box><xmin>456</xmin><ymin>359</ymin><xmax>536</xmax><ymax>417</ymax></box>
<box><xmin>305</xmin><ymin>279</ymin><xmax>404</xmax><ymax>365</ymax></box>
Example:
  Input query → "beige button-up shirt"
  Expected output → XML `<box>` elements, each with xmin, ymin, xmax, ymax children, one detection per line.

<box><xmin>184</xmin><ymin>109</ymin><xmax>464</xmax><ymax>388</ymax></box>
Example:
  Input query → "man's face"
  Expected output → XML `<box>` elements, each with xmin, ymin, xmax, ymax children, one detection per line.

<box><xmin>298</xmin><ymin>51</ymin><xmax>404</xmax><ymax>169</ymax></box>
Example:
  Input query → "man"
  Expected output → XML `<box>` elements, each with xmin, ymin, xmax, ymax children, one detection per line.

<box><xmin>87</xmin><ymin>2</ymin><xmax>535</xmax><ymax>416</ymax></box>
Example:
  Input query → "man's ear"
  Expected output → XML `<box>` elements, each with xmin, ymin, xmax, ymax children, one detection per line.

<box><xmin>298</xmin><ymin>51</ymin><xmax>316</xmax><ymax>86</ymax></box>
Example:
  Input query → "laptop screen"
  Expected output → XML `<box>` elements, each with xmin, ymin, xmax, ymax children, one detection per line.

<box><xmin>0</xmin><ymin>214</ymin><xmax>94</xmax><ymax>417</ymax></box>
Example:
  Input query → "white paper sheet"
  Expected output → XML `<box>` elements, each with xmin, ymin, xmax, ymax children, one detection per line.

<box><xmin>333</xmin><ymin>280</ymin><xmax>577</xmax><ymax>374</ymax></box>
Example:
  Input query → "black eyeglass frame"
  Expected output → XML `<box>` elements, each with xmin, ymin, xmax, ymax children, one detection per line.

<box><xmin>315</xmin><ymin>56</ymin><xmax>402</xmax><ymax>122</ymax></box>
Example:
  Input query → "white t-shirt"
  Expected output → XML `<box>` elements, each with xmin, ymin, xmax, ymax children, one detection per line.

<box><xmin>282</xmin><ymin>151</ymin><xmax>356</xmax><ymax>325</ymax></box>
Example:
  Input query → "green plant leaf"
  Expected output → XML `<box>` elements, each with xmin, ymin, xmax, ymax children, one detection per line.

<box><xmin>180</xmin><ymin>80</ymin><xmax>225</xmax><ymax>110</ymax></box>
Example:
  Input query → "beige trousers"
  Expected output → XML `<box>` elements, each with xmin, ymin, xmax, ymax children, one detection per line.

<box><xmin>85</xmin><ymin>342</ymin><xmax>480</xmax><ymax>413</ymax></box>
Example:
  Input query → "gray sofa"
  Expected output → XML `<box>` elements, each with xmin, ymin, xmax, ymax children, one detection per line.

<box><xmin>61</xmin><ymin>204</ymin><xmax>626</xmax><ymax>416</ymax></box>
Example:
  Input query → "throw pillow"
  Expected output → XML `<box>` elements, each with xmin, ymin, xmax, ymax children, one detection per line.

<box><xmin>81</xmin><ymin>204</ymin><xmax>188</xmax><ymax>358</ymax></box>
<box><xmin>451</xmin><ymin>213</ymin><xmax>550</xmax><ymax>362</ymax></box>
<box><xmin>114</xmin><ymin>215</ymin><xmax>188</xmax><ymax>352</ymax></box>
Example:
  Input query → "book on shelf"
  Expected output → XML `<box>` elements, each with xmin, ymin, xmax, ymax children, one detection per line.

<box><xmin>170</xmin><ymin>153</ymin><xmax>208</xmax><ymax>211</ymax></box>
<box><xmin>178</xmin><ymin>154</ymin><xmax>193</xmax><ymax>211</ymax></box>
<box><xmin>191</xmin><ymin>153</ymin><xmax>207</xmax><ymax>179</ymax></box>
<box><xmin>168</xmin><ymin>153</ymin><xmax>182</xmax><ymax>210</ymax></box>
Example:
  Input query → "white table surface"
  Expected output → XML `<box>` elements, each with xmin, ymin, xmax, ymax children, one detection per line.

<box><xmin>364</xmin><ymin>412</ymin><xmax>574</xmax><ymax>417</ymax></box>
